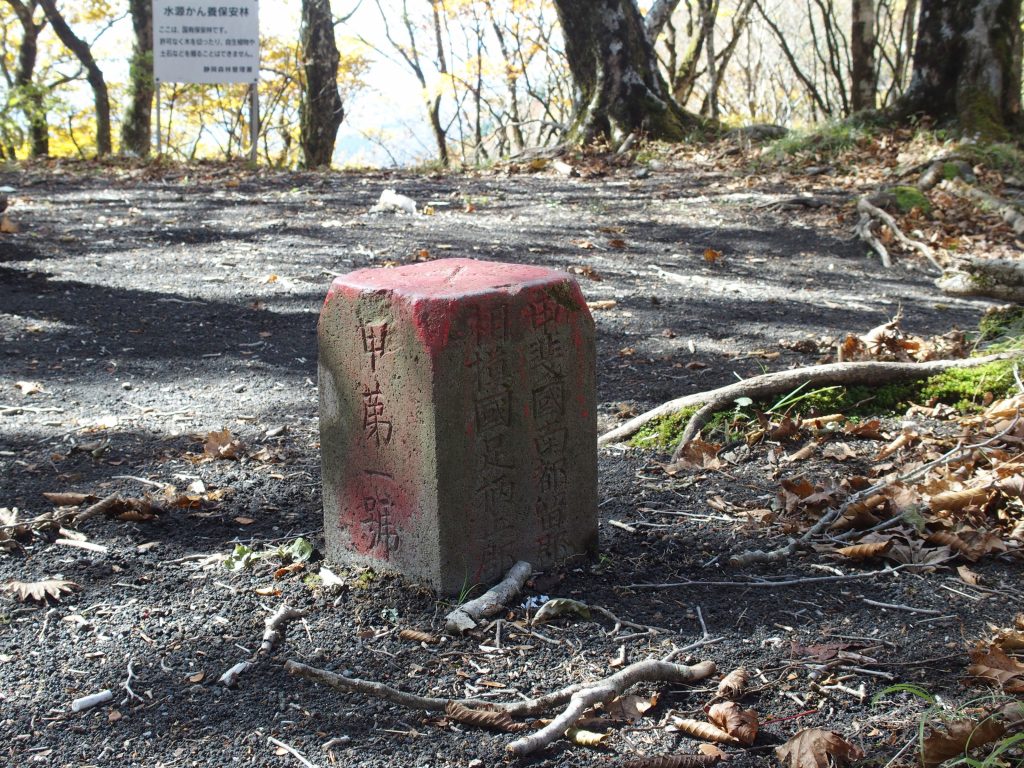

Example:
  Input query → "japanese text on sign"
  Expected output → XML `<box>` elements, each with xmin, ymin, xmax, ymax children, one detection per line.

<box><xmin>154</xmin><ymin>1</ymin><xmax>259</xmax><ymax>84</ymax></box>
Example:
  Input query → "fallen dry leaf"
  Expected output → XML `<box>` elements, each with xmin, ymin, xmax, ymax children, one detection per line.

<box><xmin>956</xmin><ymin>565</ymin><xmax>982</xmax><ymax>586</ymax></box>
<box><xmin>967</xmin><ymin>644</ymin><xmax>1024</xmax><ymax>693</ymax></box>
<box><xmin>775</xmin><ymin>728</ymin><xmax>863</xmax><ymax>768</ymax></box>
<box><xmin>605</xmin><ymin>693</ymin><xmax>657</xmax><ymax>722</ymax></box>
<box><xmin>703</xmin><ymin>248</ymin><xmax>723</xmax><ymax>262</ymax></box>
<box><xmin>716</xmin><ymin>667</ymin><xmax>748</xmax><ymax>699</ymax></box>
<box><xmin>834</xmin><ymin>540</ymin><xmax>892</xmax><ymax>561</ymax></box>
<box><xmin>3</xmin><ymin>578</ymin><xmax>80</xmax><ymax>603</ymax></box>
<box><xmin>398</xmin><ymin>628</ymin><xmax>439</xmax><ymax>644</ymax></box>
<box><xmin>920</xmin><ymin>713</ymin><xmax>1006</xmax><ymax>767</ymax></box>
<box><xmin>707</xmin><ymin>701</ymin><xmax>757</xmax><ymax>745</ymax></box>
<box><xmin>669</xmin><ymin>717</ymin><xmax>738</xmax><ymax>744</ymax></box>
<box><xmin>844</xmin><ymin>419</ymin><xmax>883</xmax><ymax>439</ymax></box>
<box><xmin>203</xmin><ymin>429</ymin><xmax>244</xmax><ymax>460</ymax></box>
<box><xmin>444</xmin><ymin>701</ymin><xmax>527</xmax><ymax>733</ymax></box>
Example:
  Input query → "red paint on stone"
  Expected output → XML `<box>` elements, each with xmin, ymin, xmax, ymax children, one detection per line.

<box><xmin>335</xmin><ymin>258</ymin><xmax>559</xmax><ymax>299</ymax></box>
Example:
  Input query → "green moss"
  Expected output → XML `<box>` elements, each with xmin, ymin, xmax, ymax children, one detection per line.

<box><xmin>978</xmin><ymin>305</ymin><xmax>1024</xmax><ymax>347</ymax></box>
<box><xmin>920</xmin><ymin>361</ymin><xmax>1018</xmax><ymax>410</ymax></box>
<box><xmin>765</xmin><ymin>119</ymin><xmax>872</xmax><ymax>161</ymax></box>
<box><xmin>630</xmin><ymin>408</ymin><xmax>694</xmax><ymax>448</ymax></box>
<box><xmin>942</xmin><ymin>162</ymin><xmax>962</xmax><ymax>180</ymax></box>
<box><xmin>892</xmin><ymin>185</ymin><xmax>932</xmax><ymax>214</ymax></box>
<box><xmin>956</xmin><ymin>87</ymin><xmax>1010</xmax><ymax>142</ymax></box>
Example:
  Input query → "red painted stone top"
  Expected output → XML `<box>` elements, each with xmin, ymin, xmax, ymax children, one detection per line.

<box><xmin>326</xmin><ymin>258</ymin><xmax>571</xmax><ymax>301</ymax></box>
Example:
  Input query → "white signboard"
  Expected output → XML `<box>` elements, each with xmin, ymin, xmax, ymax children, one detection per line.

<box><xmin>154</xmin><ymin>1</ymin><xmax>259</xmax><ymax>84</ymax></box>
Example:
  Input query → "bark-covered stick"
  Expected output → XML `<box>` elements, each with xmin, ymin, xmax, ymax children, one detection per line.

<box><xmin>599</xmin><ymin>353</ymin><xmax>1024</xmax><ymax>449</ymax></box>
<box><xmin>444</xmin><ymin>561</ymin><xmax>531</xmax><ymax>634</ymax></box>
<box><xmin>506</xmin><ymin>659</ymin><xmax>717</xmax><ymax>756</ymax></box>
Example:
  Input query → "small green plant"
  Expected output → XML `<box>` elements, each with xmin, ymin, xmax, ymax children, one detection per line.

<box><xmin>273</xmin><ymin>537</ymin><xmax>314</xmax><ymax>565</ymax></box>
<box><xmin>353</xmin><ymin>568</ymin><xmax>376</xmax><ymax>589</ymax></box>
<box><xmin>223</xmin><ymin>543</ymin><xmax>258</xmax><ymax>571</ymax></box>
<box><xmin>222</xmin><ymin>536</ymin><xmax>314</xmax><ymax>571</ymax></box>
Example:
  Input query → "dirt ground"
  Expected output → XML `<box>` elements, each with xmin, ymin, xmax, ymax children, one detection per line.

<box><xmin>0</xmin><ymin>152</ymin><xmax>1020</xmax><ymax>768</ymax></box>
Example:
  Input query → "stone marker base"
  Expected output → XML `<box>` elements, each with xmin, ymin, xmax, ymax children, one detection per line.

<box><xmin>318</xmin><ymin>258</ymin><xmax>597</xmax><ymax>594</ymax></box>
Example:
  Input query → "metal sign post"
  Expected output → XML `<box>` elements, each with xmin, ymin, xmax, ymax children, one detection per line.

<box><xmin>152</xmin><ymin>1</ymin><xmax>260</xmax><ymax>161</ymax></box>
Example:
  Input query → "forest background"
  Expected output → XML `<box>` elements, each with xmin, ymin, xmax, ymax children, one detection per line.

<box><xmin>1</xmin><ymin>0</ymin><xmax>1014</xmax><ymax>169</ymax></box>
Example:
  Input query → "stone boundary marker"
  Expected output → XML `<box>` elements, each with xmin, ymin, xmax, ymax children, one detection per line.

<box><xmin>318</xmin><ymin>258</ymin><xmax>598</xmax><ymax>594</ymax></box>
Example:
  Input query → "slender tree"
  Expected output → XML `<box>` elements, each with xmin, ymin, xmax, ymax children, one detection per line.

<box><xmin>36</xmin><ymin>0</ymin><xmax>111</xmax><ymax>155</ymax></box>
<box><xmin>3</xmin><ymin>0</ymin><xmax>48</xmax><ymax>156</ymax></box>
<box><xmin>552</xmin><ymin>0</ymin><xmax>703</xmax><ymax>143</ymax></box>
<box><xmin>121</xmin><ymin>0</ymin><xmax>153</xmax><ymax>156</ymax></box>
<box><xmin>898</xmin><ymin>0</ymin><xmax>1021</xmax><ymax>135</ymax></box>
<box><xmin>850</xmin><ymin>0</ymin><xmax>877</xmax><ymax>112</ymax></box>
<box><xmin>299</xmin><ymin>0</ymin><xmax>345</xmax><ymax>167</ymax></box>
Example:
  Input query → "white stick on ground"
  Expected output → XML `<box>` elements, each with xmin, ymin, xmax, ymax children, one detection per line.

<box><xmin>267</xmin><ymin>736</ymin><xmax>319</xmax><ymax>768</ymax></box>
<box><xmin>71</xmin><ymin>689</ymin><xmax>113</xmax><ymax>712</ymax></box>
<box><xmin>444</xmin><ymin>561</ymin><xmax>532</xmax><ymax>634</ymax></box>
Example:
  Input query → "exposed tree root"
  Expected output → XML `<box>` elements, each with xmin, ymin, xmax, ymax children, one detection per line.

<box><xmin>444</xmin><ymin>560</ymin><xmax>532</xmax><ymax>634</ymax></box>
<box><xmin>937</xmin><ymin>257</ymin><xmax>1024</xmax><ymax>302</ymax></box>
<box><xmin>598</xmin><ymin>352</ymin><xmax>1023</xmax><ymax>458</ymax></box>
<box><xmin>285</xmin><ymin>657</ymin><xmax>716</xmax><ymax>756</ymax></box>
<box><xmin>854</xmin><ymin>196</ymin><xmax>942</xmax><ymax>273</ymax></box>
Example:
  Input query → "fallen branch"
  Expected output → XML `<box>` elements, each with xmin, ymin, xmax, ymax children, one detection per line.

<box><xmin>218</xmin><ymin>604</ymin><xmax>304</xmax><ymax>687</ymax></box>
<box><xmin>444</xmin><ymin>560</ymin><xmax>531</xmax><ymax>634</ymax></box>
<box><xmin>506</xmin><ymin>659</ymin><xmax>716</xmax><ymax>756</ymax></box>
<box><xmin>854</xmin><ymin>196</ymin><xmax>942</xmax><ymax>273</ymax></box>
<box><xmin>597</xmin><ymin>352</ymin><xmax>1023</xmax><ymax>454</ymax></box>
<box><xmin>626</xmin><ymin>565</ymin><xmax>912</xmax><ymax>590</ymax></box>
<box><xmin>937</xmin><ymin>256</ymin><xmax>1024</xmax><ymax>302</ymax></box>
<box><xmin>285</xmin><ymin>656</ymin><xmax>716</xmax><ymax>736</ymax></box>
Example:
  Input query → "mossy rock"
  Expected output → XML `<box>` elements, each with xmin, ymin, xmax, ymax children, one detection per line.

<box><xmin>891</xmin><ymin>185</ymin><xmax>932</xmax><ymax>214</ymax></box>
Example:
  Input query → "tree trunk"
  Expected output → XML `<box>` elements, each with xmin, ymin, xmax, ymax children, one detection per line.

<box><xmin>121</xmin><ymin>0</ymin><xmax>153</xmax><ymax>157</ymax></box>
<box><xmin>553</xmin><ymin>0</ymin><xmax>704</xmax><ymax>143</ymax></box>
<box><xmin>37</xmin><ymin>0</ymin><xmax>111</xmax><ymax>155</ymax></box>
<box><xmin>5</xmin><ymin>0</ymin><xmax>48</xmax><ymax>157</ymax></box>
<box><xmin>299</xmin><ymin>0</ymin><xmax>344</xmax><ymax>168</ymax></box>
<box><xmin>428</xmin><ymin>1</ymin><xmax>450</xmax><ymax>165</ymax></box>
<box><xmin>898</xmin><ymin>0</ymin><xmax>1022</xmax><ymax>136</ymax></box>
<box><xmin>850</xmin><ymin>0</ymin><xmax>877</xmax><ymax>111</ymax></box>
